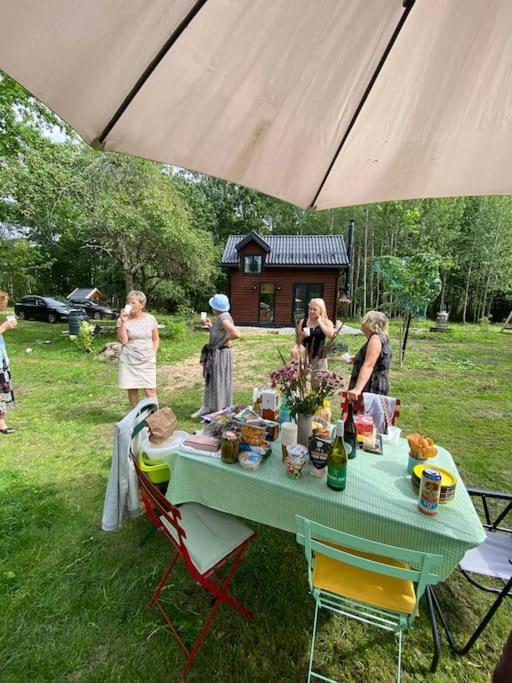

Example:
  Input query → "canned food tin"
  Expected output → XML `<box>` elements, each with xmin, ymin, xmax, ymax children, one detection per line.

<box><xmin>418</xmin><ymin>467</ymin><xmax>442</xmax><ymax>516</ymax></box>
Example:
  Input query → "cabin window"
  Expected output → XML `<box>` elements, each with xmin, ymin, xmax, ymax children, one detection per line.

<box><xmin>244</xmin><ymin>254</ymin><xmax>263</xmax><ymax>274</ymax></box>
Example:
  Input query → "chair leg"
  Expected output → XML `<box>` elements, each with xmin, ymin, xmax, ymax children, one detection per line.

<box><xmin>181</xmin><ymin>545</ymin><xmax>253</xmax><ymax>680</ymax></box>
<box><xmin>149</xmin><ymin>550</ymin><xmax>180</xmax><ymax>607</ymax></box>
<box><xmin>425</xmin><ymin>586</ymin><xmax>441</xmax><ymax>673</ymax></box>
<box><xmin>431</xmin><ymin>580</ymin><xmax>512</xmax><ymax>655</ymax></box>
<box><xmin>203</xmin><ymin>543</ymin><xmax>254</xmax><ymax>620</ymax></box>
<box><xmin>396</xmin><ymin>629</ymin><xmax>403</xmax><ymax>683</ymax></box>
<box><xmin>308</xmin><ymin>599</ymin><xmax>320</xmax><ymax>683</ymax></box>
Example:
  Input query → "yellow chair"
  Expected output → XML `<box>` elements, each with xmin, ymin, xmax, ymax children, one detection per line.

<box><xmin>296</xmin><ymin>516</ymin><xmax>441</xmax><ymax>682</ymax></box>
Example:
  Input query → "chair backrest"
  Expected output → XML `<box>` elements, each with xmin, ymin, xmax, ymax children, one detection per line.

<box><xmin>340</xmin><ymin>391</ymin><xmax>401</xmax><ymax>425</ymax></box>
<box><xmin>133</xmin><ymin>456</ymin><xmax>202</xmax><ymax>579</ymax></box>
<box><xmin>296</xmin><ymin>516</ymin><xmax>441</xmax><ymax>619</ymax></box>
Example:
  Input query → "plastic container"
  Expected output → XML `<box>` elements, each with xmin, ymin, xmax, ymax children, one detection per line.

<box><xmin>239</xmin><ymin>452</ymin><xmax>263</xmax><ymax>470</ymax></box>
<box><xmin>137</xmin><ymin>451</ymin><xmax>170</xmax><ymax>484</ymax></box>
<box><xmin>142</xmin><ymin>430</ymin><xmax>189</xmax><ymax>459</ymax></box>
<box><xmin>387</xmin><ymin>425</ymin><xmax>401</xmax><ymax>446</ymax></box>
<box><xmin>285</xmin><ymin>444</ymin><xmax>308</xmax><ymax>479</ymax></box>
<box><xmin>320</xmin><ymin>399</ymin><xmax>331</xmax><ymax>424</ymax></box>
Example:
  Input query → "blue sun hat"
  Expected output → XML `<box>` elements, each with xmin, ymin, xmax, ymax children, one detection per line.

<box><xmin>208</xmin><ymin>293</ymin><xmax>230</xmax><ymax>312</ymax></box>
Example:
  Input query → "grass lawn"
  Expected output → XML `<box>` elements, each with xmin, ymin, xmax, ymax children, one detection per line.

<box><xmin>1</xmin><ymin>313</ymin><xmax>511</xmax><ymax>682</ymax></box>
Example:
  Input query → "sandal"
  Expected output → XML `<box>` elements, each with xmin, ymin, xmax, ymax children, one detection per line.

<box><xmin>0</xmin><ymin>427</ymin><xmax>15</xmax><ymax>434</ymax></box>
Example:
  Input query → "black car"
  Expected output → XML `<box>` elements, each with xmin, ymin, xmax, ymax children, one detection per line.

<box><xmin>67</xmin><ymin>298</ymin><xmax>118</xmax><ymax>320</ymax></box>
<box><xmin>14</xmin><ymin>295</ymin><xmax>75</xmax><ymax>323</ymax></box>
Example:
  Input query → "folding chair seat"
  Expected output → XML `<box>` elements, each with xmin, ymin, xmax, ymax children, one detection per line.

<box><xmin>296</xmin><ymin>516</ymin><xmax>441</xmax><ymax>683</ymax></box>
<box><xmin>134</xmin><ymin>458</ymin><xmax>256</xmax><ymax>680</ymax></box>
<box><xmin>431</xmin><ymin>487</ymin><xmax>512</xmax><ymax>655</ymax></box>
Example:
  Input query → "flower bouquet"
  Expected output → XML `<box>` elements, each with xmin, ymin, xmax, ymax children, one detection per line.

<box><xmin>270</xmin><ymin>354</ymin><xmax>344</xmax><ymax>419</ymax></box>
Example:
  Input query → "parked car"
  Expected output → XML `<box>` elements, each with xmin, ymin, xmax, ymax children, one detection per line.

<box><xmin>67</xmin><ymin>297</ymin><xmax>118</xmax><ymax>320</ymax></box>
<box><xmin>14</xmin><ymin>295</ymin><xmax>75</xmax><ymax>323</ymax></box>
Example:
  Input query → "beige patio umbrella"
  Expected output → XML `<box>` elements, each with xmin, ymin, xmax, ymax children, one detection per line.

<box><xmin>0</xmin><ymin>0</ymin><xmax>511</xmax><ymax>210</ymax></box>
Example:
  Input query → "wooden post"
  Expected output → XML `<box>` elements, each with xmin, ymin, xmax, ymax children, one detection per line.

<box><xmin>501</xmin><ymin>311</ymin><xmax>512</xmax><ymax>333</ymax></box>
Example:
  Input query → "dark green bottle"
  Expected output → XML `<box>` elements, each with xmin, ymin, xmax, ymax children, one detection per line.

<box><xmin>345</xmin><ymin>403</ymin><xmax>357</xmax><ymax>460</ymax></box>
<box><xmin>327</xmin><ymin>420</ymin><xmax>347</xmax><ymax>491</ymax></box>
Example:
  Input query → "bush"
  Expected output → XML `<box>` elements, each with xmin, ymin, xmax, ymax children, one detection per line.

<box><xmin>71</xmin><ymin>321</ymin><xmax>94</xmax><ymax>353</ymax></box>
<box><xmin>166</xmin><ymin>320</ymin><xmax>187</xmax><ymax>341</ymax></box>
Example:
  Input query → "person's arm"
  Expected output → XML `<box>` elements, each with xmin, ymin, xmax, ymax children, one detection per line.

<box><xmin>152</xmin><ymin>324</ymin><xmax>160</xmax><ymax>354</ymax></box>
<box><xmin>347</xmin><ymin>335</ymin><xmax>382</xmax><ymax>400</ymax></box>
<box><xmin>221</xmin><ymin>318</ymin><xmax>241</xmax><ymax>343</ymax></box>
<box><xmin>317</xmin><ymin>317</ymin><xmax>335</xmax><ymax>338</ymax></box>
<box><xmin>117</xmin><ymin>310</ymin><xmax>129</xmax><ymax>345</ymax></box>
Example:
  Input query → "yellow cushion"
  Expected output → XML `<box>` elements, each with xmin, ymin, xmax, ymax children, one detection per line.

<box><xmin>312</xmin><ymin>545</ymin><xmax>416</xmax><ymax>615</ymax></box>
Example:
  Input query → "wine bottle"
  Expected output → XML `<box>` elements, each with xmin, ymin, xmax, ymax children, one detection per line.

<box><xmin>344</xmin><ymin>403</ymin><xmax>357</xmax><ymax>460</ymax></box>
<box><xmin>327</xmin><ymin>420</ymin><xmax>347</xmax><ymax>491</ymax></box>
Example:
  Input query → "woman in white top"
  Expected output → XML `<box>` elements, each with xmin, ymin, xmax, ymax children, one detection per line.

<box><xmin>117</xmin><ymin>290</ymin><xmax>159</xmax><ymax>407</ymax></box>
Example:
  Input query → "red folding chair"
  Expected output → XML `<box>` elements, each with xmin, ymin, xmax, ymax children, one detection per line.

<box><xmin>340</xmin><ymin>391</ymin><xmax>401</xmax><ymax>424</ymax></box>
<box><xmin>133</xmin><ymin>458</ymin><xmax>256</xmax><ymax>680</ymax></box>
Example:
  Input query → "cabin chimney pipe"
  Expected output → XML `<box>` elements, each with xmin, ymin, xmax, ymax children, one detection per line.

<box><xmin>344</xmin><ymin>219</ymin><xmax>355</xmax><ymax>295</ymax></box>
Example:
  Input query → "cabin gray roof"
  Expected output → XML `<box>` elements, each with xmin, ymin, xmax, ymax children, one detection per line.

<box><xmin>221</xmin><ymin>234</ymin><xmax>348</xmax><ymax>267</ymax></box>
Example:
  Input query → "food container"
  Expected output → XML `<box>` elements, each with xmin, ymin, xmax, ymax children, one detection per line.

<box><xmin>285</xmin><ymin>444</ymin><xmax>308</xmax><ymax>479</ymax></box>
<box><xmin>221</xmin><ymin>431</ymin><xmax>240</xmax><ymax>464</ymax></box>
<box><xmin>309</xmin><ymin>434</ymin><xmax>331</xmax><ymax>477</ymax></box>
<box><xmin>238</xmin><ymin>452</ymin><xmax>263</xmax><ymax>470</ymax></box>
<box><xmin>418</xmin><ymin>468</ymin><xmax>442</xmax><ymax>516</ymax></box>
<box><xmin>412</xmin><ymin>464</ymin><xmax>457</xmax><ymax>504</ymax></box>
<box><xmin>261</xmin><ymin>389</ymin><xmax>279</xmax><ymax>411</ymax></box>
<box><xmin>353</xmin><ymin>414</ymin><xmax>374</xmax><ymax>443</ymax></box>
<box><xmin>240</xmin><ymin>422</ymin><xmax>267</xmax><ymax>447</ymax></box>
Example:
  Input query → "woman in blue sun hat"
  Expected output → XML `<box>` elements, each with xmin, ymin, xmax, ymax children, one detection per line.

<box><xmin>191</xmin><ymin>294</ymin><xmax>241</xmax><ymax>418</ymax></box>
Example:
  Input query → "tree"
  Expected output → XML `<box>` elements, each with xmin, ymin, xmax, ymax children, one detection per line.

<box><xmin>373</xmin><ymin>254</ymin><xmax>441</xmax><ymax>362</ymax></box>
<box><xmin>76</xmin><ymin>152</ymin><xmax>219</xmax><ymax>302</ymax></box>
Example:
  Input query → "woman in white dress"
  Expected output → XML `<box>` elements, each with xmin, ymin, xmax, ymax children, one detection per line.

<box><xmin>117</xmin><ymin>290</ymin><xmax>159</xmax><ymax>407</ymax></box>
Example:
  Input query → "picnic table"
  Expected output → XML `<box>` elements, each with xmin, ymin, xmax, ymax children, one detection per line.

<box><xmin>164</xmin><ymin>437</ymin><xmax>485</xmax><ymax>581</ymax></box>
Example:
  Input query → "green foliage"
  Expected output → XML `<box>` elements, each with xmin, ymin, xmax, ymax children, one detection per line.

<box><xmin>73</xmin><ymin>320</ymin><xmax>93</xmax><ymax>353</ymax></box>
<box><xmin>165</xmin><ymin>320</ymin><xmax>187</xmax><ymax>341</ymax></box>
<box><xmin>373</xmin><ymin>254</ymin><xmax>442</xmax><ymax>317</ymax></box>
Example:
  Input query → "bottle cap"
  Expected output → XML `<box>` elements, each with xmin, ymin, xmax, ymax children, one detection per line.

<box><xmin>336</xmin><ymin>419</ymin><xmax>344</xmax><ymax>436</ymax></box>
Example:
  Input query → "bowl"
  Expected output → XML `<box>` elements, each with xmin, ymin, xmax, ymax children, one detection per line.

<box><xmin>412</xmin><ymin>464</ymin><xmax>457</xmax><ymax>504</ymax></box>
<box><xmin>142</xmin><ymin>430</ymin><xmax>189</xmax><ymax>458</ymax></box>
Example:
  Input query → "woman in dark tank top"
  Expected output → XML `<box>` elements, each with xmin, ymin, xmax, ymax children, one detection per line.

<box><xmin>347</xmin><ymin>311</ymin><xmax>392</xmax><ymax>399</ymax></box>
<box><xmin>297</xmin><ymin>298</ymin><xmax>335</xmax><ymax>371</ymax></box>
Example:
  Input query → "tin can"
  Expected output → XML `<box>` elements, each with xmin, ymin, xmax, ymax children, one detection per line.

<box><xmin>418</xmin><ymin>468</ymin><xmax>442</xmax><ymax>516</ymax></box>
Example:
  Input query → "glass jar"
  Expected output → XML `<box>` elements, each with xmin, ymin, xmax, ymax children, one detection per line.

<box><xmin>221</xmin><ymin>431</ymin><xmax>240</xmax><ymax>464</ymax></box>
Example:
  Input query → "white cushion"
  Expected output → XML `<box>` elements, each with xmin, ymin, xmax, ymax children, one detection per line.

<box><xmin>460</xmin><ymin>532</ymin><xmax>512</xmax><ymax>581</ymax></box>
<box><xmin>161</xmin><ymin>503</ymin><xmax>253</xmax><ymax>575</ymax></box>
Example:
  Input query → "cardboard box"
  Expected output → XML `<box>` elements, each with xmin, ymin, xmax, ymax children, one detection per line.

<box><xmin>261</xmin><ymin>389</ymin><xmax>279</xmax><ymax>411</ymax></box>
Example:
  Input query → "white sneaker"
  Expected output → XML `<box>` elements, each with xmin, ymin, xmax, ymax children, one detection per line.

<box><xmin>190</xmin><ymin>405</ymin><xmax>209</xmax><ymax>419</ymax></box>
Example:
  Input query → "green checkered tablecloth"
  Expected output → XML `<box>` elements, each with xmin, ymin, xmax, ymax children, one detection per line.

<box><xmin>164</xmin><ymin>438</ymin><xmax>485</xmax><ymax>580</ymax></box>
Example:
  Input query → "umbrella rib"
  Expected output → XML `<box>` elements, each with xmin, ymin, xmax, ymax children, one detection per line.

<box><xmin>308</xmin><ymin>0</ymin><xmax>416</xmax><ymax>210</ymax></box>
<box><xmin>94</xmin><ymin>0</ymin><xmax>209</xmax><ymax>148</ymax></box>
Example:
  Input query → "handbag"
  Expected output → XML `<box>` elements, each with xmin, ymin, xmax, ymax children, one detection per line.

<box><xmin>145</xmin><ymin>406</ymin><xmax>177</xmax><ymax>444</ymax></box>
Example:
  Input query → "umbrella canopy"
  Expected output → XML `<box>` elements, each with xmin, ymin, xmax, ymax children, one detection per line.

<box><xmin>1</xmin><ymin>0</ymin><xmax>511</xmax><ymax>210</ymax></box>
